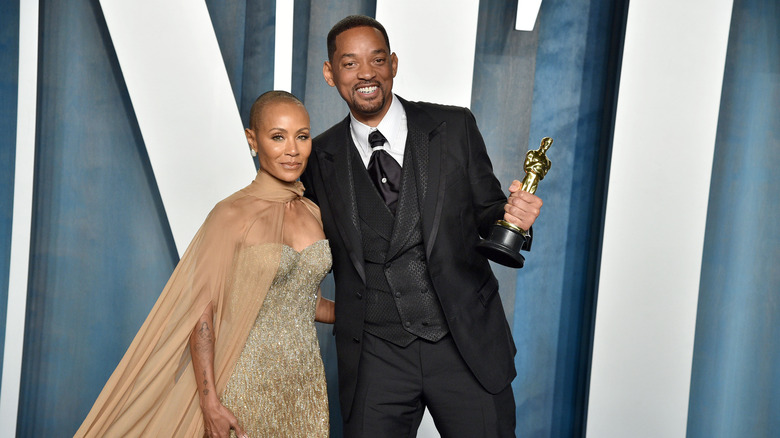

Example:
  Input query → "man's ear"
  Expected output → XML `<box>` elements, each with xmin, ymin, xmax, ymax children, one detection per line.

<box><xmin>391</xmin><ymin>52</ymin><xmax>398</xmax><ymax>78</ymax></box>
<box><xmin>323</xmin><ymin>61</ymin><xmax>335</xmax><ymax>87</ymax></box>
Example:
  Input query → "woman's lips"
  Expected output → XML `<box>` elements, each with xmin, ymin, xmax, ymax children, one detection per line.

<box><xmin>280</xmin><ymin>162</ymin><xmax>301</xmax><ymax>170</ymax></box>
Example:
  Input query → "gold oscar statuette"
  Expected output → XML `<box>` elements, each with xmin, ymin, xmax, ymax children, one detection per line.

<box><xmin>476</xmin><ymin>137</ymin><xmax>553</xmax><ymax>268</ymax></box>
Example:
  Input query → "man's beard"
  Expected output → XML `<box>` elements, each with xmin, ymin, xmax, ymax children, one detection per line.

<box><xmin>349</xmin><ymin>88</ymin><xmax>386</xmax><ymax>116</ymax></box>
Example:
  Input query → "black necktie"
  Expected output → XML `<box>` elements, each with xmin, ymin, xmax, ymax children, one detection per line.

<box><xmin>367</xmin><ymin>130</ymin><xmax>402</xmax><ymax>214</ymax></box>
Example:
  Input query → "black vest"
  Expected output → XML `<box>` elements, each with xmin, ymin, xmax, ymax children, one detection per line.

<box><xmin>351</xmin><ymin>143</ymin><xmax>448</xmax><ymax>346</ymax></box>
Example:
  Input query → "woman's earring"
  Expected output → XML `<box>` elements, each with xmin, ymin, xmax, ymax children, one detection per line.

<box><xmin>250</xmin><ymin>148</ymin><xmax>257</xmax><ymax>157</ymax></box>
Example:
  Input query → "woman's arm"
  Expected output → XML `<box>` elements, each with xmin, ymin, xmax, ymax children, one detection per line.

<box><xmin>190</xmin><ymin>302</ymin><xmax>248</xmax><ymax>438</ymax></box>
<box><xmin>314</xmin><ymin>289</ymin><xmax>335</xmax><ymax>324</ymax></box>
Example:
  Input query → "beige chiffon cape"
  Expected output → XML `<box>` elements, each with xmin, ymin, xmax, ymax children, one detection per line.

<box><xmin>75</xmin><ymin>169</ymin><xmax>321</xmax><ymax>437</ymax></box>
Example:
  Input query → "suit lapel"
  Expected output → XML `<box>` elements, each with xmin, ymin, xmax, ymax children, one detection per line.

<box><xmin>399</xmin><ymin>98</ymin><xmax>447</xmax><ymax>260</ymax></box>
<box><xmin>316</xmin><ymin>117</ymin><xmax>366</xmax><ymax>283</ymax></box>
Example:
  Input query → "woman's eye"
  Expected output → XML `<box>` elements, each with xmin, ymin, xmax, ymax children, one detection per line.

<box><xmin>272</xmin><ymin>135</ymin><xmax>284</xmax><ymax>141</ymax></box>
<box><xmin>298</xmin><ymin>134</ymin><xmax>310</xmax><ymax>141</ymax></box>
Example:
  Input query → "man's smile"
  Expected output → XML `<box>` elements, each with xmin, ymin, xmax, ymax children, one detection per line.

<box><xmin>356</xmin><ymin>85</ymin><xmax>379</xmax><ymax>95</ymax></box>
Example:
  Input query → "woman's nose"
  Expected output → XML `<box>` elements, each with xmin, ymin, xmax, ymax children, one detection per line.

<box><xmin>285</xmin><ymin>140</ymin><xmax>299</xmax><ymax>155</ymax></box>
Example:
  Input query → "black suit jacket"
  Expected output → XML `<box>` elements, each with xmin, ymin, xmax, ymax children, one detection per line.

<box><xmin>302</xmin><ymin>97</ymin><xmax>521</xmax><ymax>419</ymax></box>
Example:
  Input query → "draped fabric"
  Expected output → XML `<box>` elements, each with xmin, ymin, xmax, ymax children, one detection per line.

<box><xmin>75</xmin><ymin>170</ymin><xmax>319</xmax><ymax>436</ymax></box>
<box><xmin>688</xmin><ymin>0</ymin><xmax>780</xmax><ymax>435</ymax></box>
<box><xmin>0</xmin><ymin>0</ymin><xmax>20</xmax><ymax>392</ymax></box>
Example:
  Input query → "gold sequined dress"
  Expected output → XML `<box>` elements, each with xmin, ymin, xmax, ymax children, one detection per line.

<box><xmin>221</xmin><ymin>240</ymin><xmax>331</xmax><ymax>437</ymax></box>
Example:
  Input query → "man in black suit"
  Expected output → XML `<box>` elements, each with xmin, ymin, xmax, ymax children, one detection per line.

<box><xmin>301</xmin><ymin>15</ymin><xmax>543</xmax><ymax>437</ymax></box>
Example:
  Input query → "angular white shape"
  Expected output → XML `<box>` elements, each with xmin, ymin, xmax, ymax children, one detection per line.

<box><xmin>377</xmin><ymin>0</ymin><xmax>479</xmax><ymax>108</ymax></box>
<box><xmin>274</xmin><ymin>0</ymin><xmax>294</xmax><ymax>92</ymax></box>
<box><xmin>515</xmin><ymin>0</ymin><xmax>543</xmax><ymax>31</ymax></box>
<box><xmin>99</xmin><ymin>0</ymin><xmax>255</xmax><ymax>256</ymax></box>
<box><xmin>587</xmin><ymin>0</ymin><xmax>734</xmax><ymax>437</ymax></box>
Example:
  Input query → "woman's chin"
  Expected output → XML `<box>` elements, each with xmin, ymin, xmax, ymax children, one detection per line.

<box><xmin>266</xmin><ymin>168</ymin><xmax>304</xmax><ymax>183</ymax></box>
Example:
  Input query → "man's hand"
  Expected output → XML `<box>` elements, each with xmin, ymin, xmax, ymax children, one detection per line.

<box><xmin>201</xmin><ymin>397</ymin><xmax>248</xmax><ymax>438</ymax></box>
<box><xmin>504</xmin><ymin>180</ymin><xmax>543</xmax><ymax>230</ymax></box>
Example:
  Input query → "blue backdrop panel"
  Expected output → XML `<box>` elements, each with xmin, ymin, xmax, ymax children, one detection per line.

<box><xmin>511</xmin><ymin>0</ymin><xmax>626</xmax><ymax>436</ymax></box>
<box><xmin>206</xmin><ymin>0</ymin><xmax>276</xmax><ymax>130</ymax></box>
<box><xmin>688</xmin><ymin>0</ymin><xmax>780</xmax><ymax>436</ymax></box>
<box><xmin>17</xmin><ymin>0</ymin><xmax>178</xmax><ymax>434</ymax></box>
<box><xmin>0</xmin><ymin>0</ymin><xmax>20</xmax><ymax>394</ymax></box>
<box><xmin>291</xmin><ymin>0</ymin><xmax>312</xmax><ymax>100</ymax></box>
<box><xmin>471</xmin><ymin>0</ymin><xmax>541</xmax><ymax>340</ymax></box>
<box><xmin>205</xmin><ymin>0</ymin><xmax>249</xmax><ymax>120</ymax></box>
<box><xmin>205</xmin><ymin>0</ymin><xmax>275</xmax><ymax>172</ymax></box>
<box><xmin>301</xmin><ymin>1</ymin><xmax>376</xmax><ymax>136</ymax></box>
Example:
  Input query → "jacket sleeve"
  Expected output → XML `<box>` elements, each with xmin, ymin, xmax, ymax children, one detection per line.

<box><xmin>461</xmin><ymin>107</ymin><xmax>533</xmax><ymax>249</ymax></box>
<box><xmin>461</xmin><ymin>107</ymin><xmax>508</xmax><ymax>238</ymax></box>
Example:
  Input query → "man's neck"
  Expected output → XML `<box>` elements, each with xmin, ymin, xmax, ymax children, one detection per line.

<box><xmin>351</xmin><ymin>112</ymin><xmax>387</xmax><ymax>128</ymax></box>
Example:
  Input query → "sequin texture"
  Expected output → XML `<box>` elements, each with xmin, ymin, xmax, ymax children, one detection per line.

<box><xmin>221</xmin><ymin>240</ymin><xmax>331</xmax><ymax>437</ymax></box>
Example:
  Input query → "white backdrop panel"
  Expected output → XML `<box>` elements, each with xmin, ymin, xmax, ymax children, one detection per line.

<box><xmin>377</xmin><ymin>0</ymin><xmax>479</xmax><ymax>108</ymax></box>
<box><xmin>587</xmin><ymin>1</ymin><xmax>734</xmax><ymax>437</ymax></box>
<box><xmin>515</xmin><ymin>0</ymin><xmax>543</xmax><ymax>31</ymax></box>
<box><xmin>99</xmin><ymin>0</ymin><xmax>255</xmax><ymax>256</ymax></box>
<box><xmin>0</xmin><ymin>0</ymin><xmax>40</xmax><ymax>433</ymax></box>
<box><xmin>274</xmin><ymin>0</ymin><xmax>293</xmax><ymax>92</ymax></box>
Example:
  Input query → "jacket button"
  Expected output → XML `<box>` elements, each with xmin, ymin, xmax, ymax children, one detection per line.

<box><xmin>384</xmin><ymin>262</ymin><xmax>391</xmax><ymax>269</ymax></box>
<box><xmin>404</xmin><ymin>321</ymin><xmax>411</xmax><ymax>327</ymax></box>
<box><xmin>394</xmin><ymin>292</ymin><xmax>401</xmax><ymax>298</ymax></box>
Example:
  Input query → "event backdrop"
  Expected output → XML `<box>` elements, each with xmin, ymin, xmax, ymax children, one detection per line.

<box><xmin>0</xmin><ymin>0</ymin><xmax>21</xmax><ymax>392</ymax></box>
<box><xmin>1</xmin><ymin>0</ymin><xmax>778</xmax><ymax>437</ymax></box>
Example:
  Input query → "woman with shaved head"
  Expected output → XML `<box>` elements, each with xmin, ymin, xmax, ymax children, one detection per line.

<box><xmin>76</xmin><ymin>91</ymin><xmax>333</xmax><ymax>438</ymax></box>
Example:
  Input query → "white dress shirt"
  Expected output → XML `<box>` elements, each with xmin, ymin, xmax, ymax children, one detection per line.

<box><xmin>349</xmin><ymin>94</ymin><xmax>408</xmax><ymax>168</ymax></box>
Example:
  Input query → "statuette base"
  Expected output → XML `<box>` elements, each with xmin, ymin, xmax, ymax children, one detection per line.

<box><xmin>476</xmin><ymin>224</ymin><xmax>526</xmax><ymax>268</ymax></box>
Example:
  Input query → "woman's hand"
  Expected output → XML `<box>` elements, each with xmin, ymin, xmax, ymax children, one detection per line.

<box><xmin>201</xmin><ymin>398</ymin><xmax>248</xmax><ymax>438</ymax></box>
<box><xmin>190</xmin><ymin>302</ymin><xmax>249</xmax><ymax>438</ymax></box>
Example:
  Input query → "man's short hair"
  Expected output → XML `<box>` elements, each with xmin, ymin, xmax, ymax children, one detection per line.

<box><xmin>327</xmin><ymin>15</ymin><xmax>391</xmax><ymax>62</ymax></box>
<box><xmin>248</xmin><ymin>90</ymin><xmax>304</xmax><ymax>130</ymax></box>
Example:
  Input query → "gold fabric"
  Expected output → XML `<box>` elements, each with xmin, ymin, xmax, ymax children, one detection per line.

<box><xmin>222</xmin><ymin>240</ymin><xmax>331</xmax><ymax>437</ymax></box>
<box><xmin>75</xmin><ymin>169</ymin><xmax>321</xmax><ymax>437</ymax></box>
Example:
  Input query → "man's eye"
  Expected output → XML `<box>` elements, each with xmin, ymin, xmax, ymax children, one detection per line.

<box><xmin>375</xmin><ymin>58</ymin><xmax>385</xmax><ymax>64</ymax></box>
<box><xmin>344</xmin><ymin>62</ymin><xmax>355</xmax><ymax>68</ymax></box>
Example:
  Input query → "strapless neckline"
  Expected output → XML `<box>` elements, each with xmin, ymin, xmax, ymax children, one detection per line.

<box><xmin>282</xmin><ymin>239</ymin><xmax>328</xmax><ymax>254</ymax></box>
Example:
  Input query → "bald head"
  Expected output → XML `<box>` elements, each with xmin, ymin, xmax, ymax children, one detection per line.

<box><xmin>248</xmin><ymin>90</ymin><xmax>306</xmax><ymax>130</ymax></box>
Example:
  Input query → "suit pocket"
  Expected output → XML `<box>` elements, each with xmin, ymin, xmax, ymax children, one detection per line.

<box><xmin>477</xmin><ymin>275</ymin><xmax>499</xmax><ymax>307</ymax></box>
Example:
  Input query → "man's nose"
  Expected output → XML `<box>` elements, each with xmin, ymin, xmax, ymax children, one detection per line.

<box><xmin>357</xmin><ymin>63</ymin><xmax>375</xmax><ymax>80</ymax></box>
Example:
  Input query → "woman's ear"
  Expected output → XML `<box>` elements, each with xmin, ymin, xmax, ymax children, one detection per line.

<box><xmin>245</xmin><ymin>128</ymin><xmax>258</xmax><ymax>156</ymax></box>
